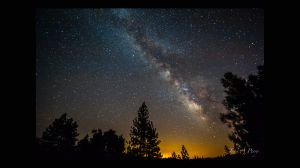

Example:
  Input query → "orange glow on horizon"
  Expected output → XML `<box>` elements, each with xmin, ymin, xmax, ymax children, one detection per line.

<box><xmin>159</xmin><ymin>138</ymin><xmax>233</xmax><ymax>158</ymax></box>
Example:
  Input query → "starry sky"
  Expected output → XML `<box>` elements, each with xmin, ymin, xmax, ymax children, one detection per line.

<box><xmin>36</xmin><ymin>8</ymin><xmax>264</xmax><ymax>158</ymax></box>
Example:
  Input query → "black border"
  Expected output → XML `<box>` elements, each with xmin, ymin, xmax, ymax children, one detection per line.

<box><xmin>9</xmin><ymin>0</ymin><xmax>273</xmax><ymax>166</ymax></box>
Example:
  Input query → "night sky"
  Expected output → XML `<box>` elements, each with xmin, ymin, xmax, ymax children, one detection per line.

<box><xmin>36</xmin><ymin>8</ymin><xmax>264</xmax><ymax>158</ymax></box>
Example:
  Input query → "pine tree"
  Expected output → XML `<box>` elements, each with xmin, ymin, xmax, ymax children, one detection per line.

<box><xmin>220</xmin><ymin>65</ymin><xmax>264</xmax><ymax>158</ymax></box>
<box><xmin>128</xmin><ymin>101</ymin><xmax>162</xmax><ymax>159</ymax></box>
<box><xmin>181</xmin><ymin>145</ymin><xmax>189</xmax><ymax>160</ymax></box>
<box><xmin>41</xmin><ymin>113</ymin><xmax>79</xmax><ymax>153</ymax></box>
<box><xmin>171</xmin><ymin>152</ymin><xmax>177</xmax><ymax>159</ymax></box>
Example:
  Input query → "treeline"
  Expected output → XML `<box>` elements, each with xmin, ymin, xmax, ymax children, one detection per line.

<box><xmin>36</xmin><ymin>102</ymin><xmax>163</xmax><ymax>160</ymax></box>
<box><xmin>35</xmin><ymin>65</ymin><xmax>264</xmax><ymax>160</ymax></box>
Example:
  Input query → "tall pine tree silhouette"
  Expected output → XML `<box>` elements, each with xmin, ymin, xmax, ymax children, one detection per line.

<box><xmin>128</xmin><ymin>101</ymin><xmax>162</xmax><ymax>159</ymax></box>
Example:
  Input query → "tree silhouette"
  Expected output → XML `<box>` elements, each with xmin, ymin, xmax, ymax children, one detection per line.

<box><xmin>76</xmin><ymin>134</ymin><xmax>90</xmax><ymax>159</ymax></box>
<box><xmin>103</xmin><ymin>129</ymin><xmax>125</xmax><ymax>160</ymax></box>
<box><xmin>36</xmin><ymin>113</ymin><xmax>126</xmax><ymax>160</ymax></box>
<box><xmin>220</xmin><ymin>65</ymin><xmax>264</xmax><ymax>158</ymax></box>
<box><xmin>224</xmin><ymin>145</ymin><xmax>230</xmax><ymax>156</ymax></box>
<box><xmin>41</xmin><ymin>113</ymin><xmax>79</xmax><ymax>154</ymax></box>
<box><xmin>180</xmin><ymin>145</ymin><xmax>189</xmax><ymax>160</ymax></box>
<box><xmin>89</xmin><ymin>129</ymin><xmax>105</xmax><ymax>158</ymax></box>
<box><xmin>76</xmin><ymin>129</ymin><xmax>125</xmax><ymax>160</ymax></box>
<box><xmin>127</xmin><ymin>101</ymin><xmax>162</xmax><ymax>159</ymax></box>
<box><xmin>171</xmin><ymin>152</ymin><xmax>177</xmax><ymax>159</ymax></box>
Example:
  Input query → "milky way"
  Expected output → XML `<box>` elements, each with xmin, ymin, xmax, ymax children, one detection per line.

<box><xmin>36</xmin><ymin>9</ymin><xmax>264</xmax><ymax>157</ymax></box>
<box><xmin>113</xmin><ymin>9</ymin><xmax>207</xmax><ymax>122</ymax></box>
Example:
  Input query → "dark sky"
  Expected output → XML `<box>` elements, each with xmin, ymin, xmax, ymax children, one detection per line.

<box><xmin>36</xmin><ymin>8</ymin><xmax>264</xmax><ymax>157</ymax></box>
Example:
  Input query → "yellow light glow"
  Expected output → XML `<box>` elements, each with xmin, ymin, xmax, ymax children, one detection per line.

<box><xmin>158</xmin><ymin>136</ymin><xmax>233</xmax><ymax>158</ymax></box>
